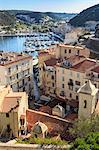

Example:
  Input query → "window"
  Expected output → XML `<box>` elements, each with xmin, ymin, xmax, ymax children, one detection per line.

<box><xmin>23</xmin><ymin>79</ymin><xmax>24</xmax><ymax>85</ymax></box>
<box><xmin>23</xmin><ymin>87</ymin><xmax>25</xmax><ymax>92</ymax></box>
<box><xmin>62</xmin><ymin>69</ymin><xmax>64</xmax><ymax>74</ymax></box>
<box><xmin>60</xmin><ymin>91</ymin><xmax>65</xmax><ymax>97</ymax></box>
<box><xmin>28</xmin><ymin>69</ymin><xmax>30</xmax><ymax>74</ymax></box>
<box><xmin>76</xmin><ymin>96</ymin><xmax>79</xmax><ymax>100</ymax></box>
<box><xmin>52</xmin><ymin>75</ymin><xmax>54</xmax><ymax>80</ymax></box>
<box><xmin>70</xmin><ymin>93</ymin><xmax>72</xmax><ymax>98</ymax></box>
<box><xmin>16</xmin><ymin>73</ymin><xmax>18</xmax><ymax>79</ymax></box>
<box><xmin>65</xmin><ymin>49</ymin><xmax>67</xmax><ymax>53</ymax></box>
<box><xmin>77</xmin><ymin>73</ymin><xmax>80</xmax><ymax>78</ymax></box>
<box><xmin>77</xmin><ymin>50</ymin><xmax>80</xmax><ymax>55</ymax></box>
<box><xmin>62</xmin><ymin>84</ymin><xmax>64</xmax><ymax>88</ymax></box>
<box><xmin>16</xmin><ymin>65</ymin><xmax>18</xmax><ymax>70</ymax></box>
<box><xmin>7</xmin><ymin>124</ymin><xmax>10</xmax><ymax>130</ymax></box>
<box><xmin>6</xmin><ymin>113</ymin><xmax>9</xmax><ymax>118</ymax></box>
<box><xmin>17</xmin><ymin>82</ymin><xmax>19</xmax><ymax>88</ymax></box>
<box><xmin>69</xmin><ymin>49</ymin><xmax>71</xmax><ymax>53</ymax></box>
<box><xmin>8</xmin><ymin>67</ymin><xmax>11</xmax><ymax>73</ymax></box>
<box><xmin>84</xmin><ymin>100</ymin><xmax>87</xmax><ymax>108</ymax></box>
<box><xmin>68</xmin><ymin>79</ymin><xmax>73</xmax><ymax>90</ymax></box>
<box><xmin>75</xmin><ymin>81</ymin><xmax>80</xmax><ymax>86</ymax></box>
<box><xmin>28</xmin><ymin>77</ymin><xmax>31</xmax><ymax>81</ymax></box>
<box><xmin>52</xmin><ymin>83</ymin><xmax>54</xmax><ymax>87</ymax></box>
<box><xmin>70</xmin><ymin>71</ymin><xmax>72</xmax><ymax>76</ymax></box>
<box><xmin>94</xmin><ymin>84</ymin><xmax>97</xmax><ymax>88</ymax></box>
<box><xmin>20</xmin><ymin>119</ymin><xmax>25</xmax><ymax>125</ymax></box>
<box><xmin>62</xmin><ymin>77</ymin><xmax>64</xmax><ymax>81</ymax></box>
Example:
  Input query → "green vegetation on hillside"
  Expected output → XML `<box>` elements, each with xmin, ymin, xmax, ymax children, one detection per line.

<box><xmin>0</xmin><ymin>11</ymin><xmax>16</xmax><ymax>26</ymax></box>
<box><xmin>71</xmin><ymin>132</ymin><xmax>99</xmax><ymax>150</ymax></box>
<box><xmin>69</xmin><ymin>4</ymin><xmax>99</xmax><ymax>27</ymax></box>
<box><xmin>17</xmin><ymin>137</ymin><xmax>67</xmax><ymax>146</ymax></box>
<box><xmin>69</xmin><ymin>115</ymin><xmax>99</xmax><ymax>139</ymax></box>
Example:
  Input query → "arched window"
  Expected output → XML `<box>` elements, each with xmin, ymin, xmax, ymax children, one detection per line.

<box><xmin>84</xmin><ymin>100</ymin><xmax>87</xmax><ymax>108</ymax></box>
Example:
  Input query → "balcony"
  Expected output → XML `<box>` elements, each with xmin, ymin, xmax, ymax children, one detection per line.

<box><xmin>68</xmin><ymin>80</ymin><xmax>74</xmax><ymax>91</ymax></box>
<box><xmin>86</xmin><ymin>73</ymin><xmax>99</xmax><ymax>82</ymax></box>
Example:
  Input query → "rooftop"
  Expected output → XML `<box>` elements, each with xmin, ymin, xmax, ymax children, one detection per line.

<box><xmin>71</xmin><ymin>59</ymin><xmax>96</xmax><ymax>73</ymax></box>
<box><xmin>44</xmin><ymin>58</ymin><xmax>60</xmax><ymax>67</ymax></box>
<box><xmin>57</xmin><ymin>55</ymin><xmax>86</xmax><ymax>69</ymax></box>
<box><xmin>78</xmin><ymin>80</ymin><xmax>98</xmax><ymax>96</ymax></box>
<box><xmin>38</xmin><ymin>51</ymin><xmax>49</xmax><ymax>57</ymax></box>
<box><xmin>91</xmin><ymin>66</ymin><xmax>99</xmax><ymax>73</ymax></box>
<box><xmin>0</xmin><ymin>52</ymin><xmax>32</xmax><ymax>66</ymax></box>
<box><xmin>1</xmin><ymin>96</ymin><xmax>21</xmax><ymax>113</ymax></box>
<box><xmin>0</xmin><ymin>86</ymin><xmax>26</xmax><ymax>113</ymax></box>
<box><xmin>66</xmin><ymin>55</ymin><xmax>85</xmax><ymax>65</ymax></box>
<box><xmin>58</xmin><ymin>44</ymin><xmax>86</xmax><ymax>50</ymax></box>
<box><xmin>64</xmin><ymin>113</ymin><xmax>78</xmax><ymax>122</ymax></box>
<box><xmin>39</xmin><ymin>106</ymin><xmax>52</xmax><ymax>115</ymax></box>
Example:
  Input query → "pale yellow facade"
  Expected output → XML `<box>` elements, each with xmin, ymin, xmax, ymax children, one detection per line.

<box><xmin>56</xmin><ymin>44</ymin><xmax>90</xmax><ymax>59</ymax></box>
<box><xmin>38</xmin><ymin>51</ymin><xmax>55</xmax><ymax>89</ymax></box>
<box><xmin>56</xmin><ymin>65</ymin><xmax>86</xmax><ymax>100</ymax></box>
<box><xmin>43</xmin><ymin>66</ymin><xmax>56</xmax><ymax>96</ymax></box>
<box><xmin>0</xmin><ymin>86</ymin><xmax>28</xmax><ymax>138</ymax></box>
<box><xmin>0</xmin><ymin>53</ymin><xmax>34</xmax><ymax>97</ymax></box>
<box><xmin>78</xmin><ymin>81</ymin><xmax>98</xmax><ymax>119</ymax></box>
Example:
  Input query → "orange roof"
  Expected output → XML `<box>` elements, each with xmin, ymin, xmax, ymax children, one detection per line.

<box><xmin>64</xmin><ymin>113</ymin><xmax>78</xmax><ymax>121</ymax></box>
<box><xmin>1</xmin><ymin>96</ymin><xmax>21</xmax><ymax>113</ymax></box>
<box><xmin>67</xmin><ymin>55</ymin><xmax>85</xmax><ymax>64</ymax></box>
<box><xmin>39</xmin><ymin>106</ymin><xmax>52</xmax><ymax>115</ymax></box>
<box><xmin>71</xmin><ymin>59</ymin><xmax>96</xmax><ymax>73</ymax></box>
<box><xmin>91</xmin><ymin>66</ymin><xmax>99</xmax><ymax>73</ymax></box>
<box><xmin>58</xmin><ymin>44</ymin><xmax>84</xmax><ymax>50</ymax></box>
<box><xmin>67</xmin><ymin>99</ymin><xmax>79</xmax><ymax>108</ymax></box>
<box><xmin>0</xmin><ymin>52</ymin><xmax>32</xmax><ymax>66</ymax></box>
<box><xmin>38</xmin><ymin>51</ymin><xmax>49</xmax><ymax>56</ymax></box>
<box><xmin>45</xmin><ymin>58</ymin><xmax>60</xmax><ymax>66</ymax></box>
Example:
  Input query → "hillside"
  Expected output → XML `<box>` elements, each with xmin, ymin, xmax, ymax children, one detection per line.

<box><xmin>0</xmin><ymin>10</ymin><xmax>76</xmax><ymax>26</ymax></box>
<box><xmin>15</xmin><ymin>11</ymin><xmax>76</xmax><ymax>23</ymax></box>
<box><xmin>0</xmin><ymin>11</ymin><xmax>16</xmax><ymax>26</ymax></box>
<box><xmin>69</xmin><ymin>4</ymin><xmax>99</xmax><ymax>27</ymax></box>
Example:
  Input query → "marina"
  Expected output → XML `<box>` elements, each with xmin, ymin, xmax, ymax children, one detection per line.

<box><xmin>0</xmin><ymin>32</ymin><xmax>63</xmax><ymax>55</ymax></box>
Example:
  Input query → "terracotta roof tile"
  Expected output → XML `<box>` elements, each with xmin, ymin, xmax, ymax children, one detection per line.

<box><xmin>39</xmin><ymin>106</ymin><xmax>52</xmax><ymax>115</ymax></box>
<box><xmin>45</xmin><ymin>58</ymin><xmax>60</xmax><ymax>66</ymax></box>
<box><xmin>91</xmin><ymin>66</ymin><xmax>99</xmax><ymax>73</ymax></box>
<box><xmin>67</xmin><ymin>55</ymin><xmax>85</xmax><ymax>64</ymax></box>
<box><xmin>71</xmin><ymin>59</ymin><xmax>96</xmax><ymax>73</ymax></box>
<box><xmin>64</xmin><ymin>113</ymin><xmax>78</xmax><ymax>121</ymax></box>
<box><xmin>1</xmin><ymin>96</ymin><xmax>21</xmax><ymax>113</ymax></box>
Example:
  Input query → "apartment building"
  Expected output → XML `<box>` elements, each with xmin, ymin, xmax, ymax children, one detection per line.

<box><xmin>0</xmin><ymin>52</ymin><xmax>34</xmax><ymax>97</ymax></box>
<box><xmin>38</xmin><ymin>51</ymin><xmax>55</xmax><ymax>89</ymax></box>
<box><xmin>42</xmin><ymin>58</ymin><xmax>59</xmax><ymax>96</ymax></box>
<box><xmin>78</xmin><ymin>80</ymin><xmax>99</xmax><ymax>119</ymax></box>
<box><xmin>85</xmin><ymin>65</ymin><xmax>99</xmax><ymax>89</ymax></box>
<box><xmin>56</xmin><ymin>57</ymin><xmax>96</xmax><ymax>100</ymax></box>
<box><xmin>0</xmin><ymin>85</ymin><xmax>28</xmax><ymax>138</ymax></box>
<box><xmin>56</xmin><ymin>44</ymin><xmax>90</xmax><ymax>59</ymax></box>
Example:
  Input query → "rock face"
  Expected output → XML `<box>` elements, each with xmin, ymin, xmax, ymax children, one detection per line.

<box><xmin>86</xmin><ymin>38</ymin><xmax>99</xmax><ymax>54</ymax></box>
<box><xmin>95</xmin><ymin>24</ymin><xmax>99</xmax><ymax>38</ymax></box>
<box><xmin>86</xmin><ymin>23</ymin><xmax>99</xmax><ymax>54</ymax></box>
<box><xmin>69</xmin><ymin>4</ymin><xmax>99</xmax><ymax>27</ymax></box>
<box><xmin>0</xmin><ymin>11</ymin><xmax>16</xmax><ymax>26</ymax></box>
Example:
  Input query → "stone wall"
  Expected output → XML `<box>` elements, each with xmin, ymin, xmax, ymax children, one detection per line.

<box><xmin>26</xmin><ymin>109</ymin><xmax>70</xmax><ymax>132</ymax></box>
<box><xmin>0</xmin><ymin>143</ymin><xmax>68</xmax><ymax>150</ymax></box>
